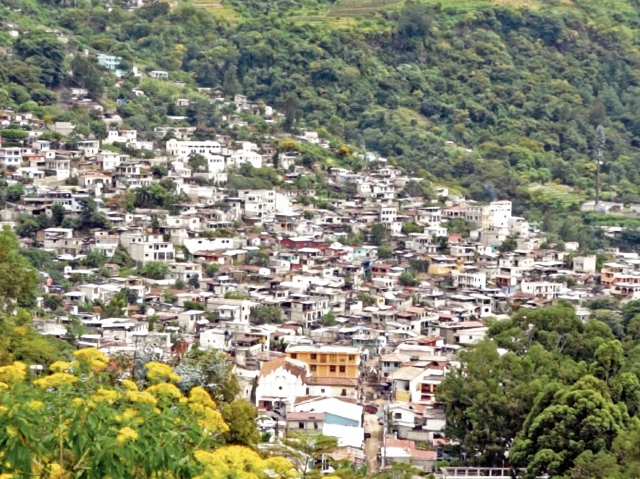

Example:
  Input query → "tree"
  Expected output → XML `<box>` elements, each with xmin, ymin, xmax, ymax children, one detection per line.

<box><xmin>205</xmin><ymin>263</ymin><xmax>220</xmax><ymax>277</ymax></box>
<box><xmin>79</xmin><ymin>198</ymin><xmax>109</xmax><ymax>230</ymax></box>
<box><xmin>0</xmin><ymin>349</ymin><xmax>295</xmax><ymax>478</ymax></box>
<box><xmin>283</xmin><ymin>92</ymin><xmax>301</xmax><ymax>130</ymax></box>
<box><xmin>51</xmin><ymin>203</ymin><xmax>66</xmax><ymax>227</ymax></box>
<box><xmin>14</xmin><ymin>32</ymin><xmax>65</xmax><ymax>87</ymax></box>
<box><xmin>6</xmin><ymin>183</ymin><xmax>24</xmax><ymax>202</ymax></box>
<box><xmin>399</xmin><ymin>272</ymin><xmax>418</xmax><ymax>287</ymax></box>
<box><xmin>322</xmin><ymin>311</ymin><xmax>336</xmax><ymax>326</ymax></box>
<box><xmin>0</xmin><ymin>129</ymin><xmax>28</xmax><ymax>143</ymax></box>
<box><xmin>510</xmin><ymin>376</ymin><xmax>629</xmax><ymax>479</ymax></box>
<box><xmin>222</xmin><ymin>65</ymin><xmax>241</xmax><ymax>97</ymax></box>
<box><xmin>369</xmin><ymin>223</ymin><xmax>387</xmax><ymax>246</ymax></box>
<box><xmin>250</xmin><ymin>305</ymin><xmax>282</xmax><ymax>325</ymax></box>
<box><xmin>134</xmin><ymin>188</ymin><xmax>152</xmax><ymax>208</ymax></box>
<box><xmin>221</xmin><ymin>400</ymin><xmax>260</xmax><ymax>447</ymax></box>
<box><xmin>81</xmin><ymin>249</ymin><xmax>106</xmax><ymax>268</ymax></box>
<box><xmin>498</xmin><ymin>234</ymin><xmax>518</xmax><ymax>254</ymax></box>
<box><xmin>377</xmin><ymin>244</ymin><xmax>393</xmax><ymax>259</ymax></box>
<box><xmin>101</xmin><ymin>295</ymin><xmax>127</xmax><ymax>319</ymax></box>
<box><xmin>593</xmin><ymin>125</ymin><xmax>606</xmax><ymax>210</ymax></box>
<box><xmin>188</xmin><ymin>274</ymin><xmax>200</xmax><ymax>288</ymax></box>
<box><xmin>188</xmin><ymin>153</ymin><xmax>208</xmax><ymax>172</ymax></box>
<box><xmin>401</xmin><ymin>222</ymin><xmax>422</xmax><ymax>234</ymax></box>
<box><xmin>0</xmin><ymin>227</ymin><xmax>38</xmax><ymax>307</ymax></box>
<box><xmin>140</xmin><ymin>261</ymin><xmax>169</xmax><ymax>280</ymax></box>
<box><xmin>445</xmin><ymin>218</ymin><xmax>473</xmax><ymax>237</ymax></box>
<box><xmin>71</xmin><ymin>54</ymin><xmax>104</xmax><ymax>96</ymax></box>
<box><xmin>43</xmin><ymin>294</ymin><xmax>63</xmax><ymax>311</ymax></box>
<box><xmin>174</xmin><ymin>349</ymin><xmax>241</xmax><ymax>404</ymax></box>
<box><xmin>278</xmin><ymin>433</ymin><xmax>338</xmax><ymax>479</ymax></box>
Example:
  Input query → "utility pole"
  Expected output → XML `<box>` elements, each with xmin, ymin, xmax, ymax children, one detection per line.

<box><xmin>594</xmin><ymin>125</ymin><xmax>606</xmax><ymax>212</ymax></box>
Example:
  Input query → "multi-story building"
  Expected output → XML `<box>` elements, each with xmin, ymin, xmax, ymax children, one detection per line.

<box><xmin>96</xmin><ymin>54</ymin><xmax>122</xmax><ymax>72</ymax></box>
<box><xmin>0</xmin><ymin>147</ymin><xmax>22</xmax><ymax>168</ymax></box>
<box><xmin>166</xmin><ymin>139</ymin><xmax>222</xmax><ymax>158</ymax></box>
<box><xmin>285</xmin><ymin>345</ymin><xmax>361</xmax><ymax>379</ymax></box>
<box><xmin>466</xmin><ymin>200</ymin><xmax>512</xmax><ymax>229</ymax></box>
<box><xmin>168</xmin><ymin>262</ymin><xmax>202</xmax><ymax>283</ymax></box>
<box><xmin>520</xmin><ymin>280</ymin><xmax>563</xmax><ymax>300</ymax></box>
<box><xmin>280</xmin><ymin>295</ymin><xmax>331</xmax><ymax>329</ymax></box>
<box><xmin>451</xmin><ymin>270</ymin><xmax>487</xmax><ymax>289</ymax></box>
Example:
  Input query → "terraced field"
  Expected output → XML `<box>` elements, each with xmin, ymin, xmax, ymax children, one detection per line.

<box><xmin>528</xmin><ymin>183</ymin><xmax>586</xmax><ymax>207</ymax></box>
<box><xmin>187</xmin><ymin>0</ymin><xmax>239</xmax><ymax>21</ymax></box>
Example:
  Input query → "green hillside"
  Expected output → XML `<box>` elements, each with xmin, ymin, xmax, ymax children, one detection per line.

<box><xmin>3</xmin><ymin>0</ymin><xmax>640</xmax><ymax>221</ymax></box>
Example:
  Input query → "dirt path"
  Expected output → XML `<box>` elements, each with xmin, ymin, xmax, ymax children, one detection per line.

<box><xmin>364</xmin><ymin>413</ymin><xmax>383</xmax><ymax>473</ymax></box>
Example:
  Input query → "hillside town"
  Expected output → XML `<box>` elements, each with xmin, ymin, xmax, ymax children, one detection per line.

<box><xmin>0</xmin><ymin>93</ymin><xmax>632</xmax><ymax>475</ymax></box>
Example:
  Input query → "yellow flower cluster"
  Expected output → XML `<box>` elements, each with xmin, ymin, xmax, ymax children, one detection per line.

<box><xmin>121</xmin><ymin>379</ymin><xmax>139</xmax><ymax>391</ymax></box>
<box><xmin>184</xmin><ymin>386</ymin><xmax>228</xmax><ymax>434</ymax></box>
<box><xmin>194</xmin><ymin>446</ymin><xmax>296</xmax><ymax>479</ymax></box>
<box><xmin>12</xmin><ymin>326</ymin><xmax>26</xmax><ymax>336</ymax></box>
<box><xmin>146</xmin><ymin>383</ymin><xmax>182</xmax><ymax>400</ymax></box>
<box><xmin>49</xmin><ymin>463</ymin><xmax>64</xmax><ymax>479</ymax></box>
<box><xmin>115</xmin><ymin>408</ymin><xmax>139</xmax><ymax>423</ymax></box>
<box><xmin>49</xmin><ymin>361</ymin><xmax>73</xmax><ymax>373</ymax></box>
<box><xmin>73</xmin><ymin>348</ymin><xmax>109</xmax><ymax>371</ymax></box>
<box><xmin>116</xmin><ymin>426</ymin><xmax>138</xmax><ymax>443</ymax></box>
<box><xmin>196</xmin><ymin>407</ymin><xmax>228</xmax><ymax>434</ymax></box>
<box><xmin>33</xmin><ymin>373</ymin><xmax>78</xmax><ymax>389</ymax></box>
<box><xmin>91</xmin><ymin>388</ymin><xmax>120</xmax><ymax>404</ymax></box>
<box><xmin>0</xmin><ymin>362</ymin><xmax>26</xmax><ymax>387</ymax></box>
<box><xmin>145</xmin><ymin>362</ymin><xmax>181</xmax><ymax>383</ymax></box>
<box><xmin>125</xmin><ymin>391</ymin><xmax>158</xmax><ymax>405</ymax></box>
<box><xmin>189</xmin><ymin>387</ymin><xmax>217</xmax><ymax>409</ymax></box>
<box><xmin>27</xmin><ymin>400</ymin><xmax>44</xmax><ymax>411</ymax></box>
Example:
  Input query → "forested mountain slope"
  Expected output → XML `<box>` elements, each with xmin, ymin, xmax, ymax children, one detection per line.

<box><xmin>3</xmin><ymin>0</ymin><xmax>640</xmax><ymax>216</ymax></box>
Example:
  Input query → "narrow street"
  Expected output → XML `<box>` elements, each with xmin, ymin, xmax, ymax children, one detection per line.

<box><xmin>364</xmin><ymin>413</ymin><xmax>383</xmax><ymax>473</ymax></box>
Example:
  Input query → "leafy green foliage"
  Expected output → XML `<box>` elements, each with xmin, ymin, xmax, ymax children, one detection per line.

<box><xmin>250</xmin><ymin>305</ymin><xmax>282</xmax><ymax>325</ymax></box>
<box><xmin>140</xmin><ymin>261</ymin><xmax>169</xmax><ymax>280</ymax></box>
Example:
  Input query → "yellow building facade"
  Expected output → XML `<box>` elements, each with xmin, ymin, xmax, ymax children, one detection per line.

<box><xmin>286</xmin><ymin>345</ymin><xmax>361</xmax><ymax>379</ymax></box>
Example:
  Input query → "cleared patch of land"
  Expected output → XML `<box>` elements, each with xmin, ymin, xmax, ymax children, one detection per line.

<box><xmin>187</xmin><ymin>0</ymin><xmax>239</xmax><ymax>21</ymax></box>
<box><xmin>528</xmin><ymin>183</ymin><xmax>585</xmax><ymax>206</ymax></box>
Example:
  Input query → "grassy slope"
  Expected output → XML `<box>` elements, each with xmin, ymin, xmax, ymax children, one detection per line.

<box><xmin>188</xmin><ymin>0</ymin><xmax>637</xmax><ymax>30</ymax></box>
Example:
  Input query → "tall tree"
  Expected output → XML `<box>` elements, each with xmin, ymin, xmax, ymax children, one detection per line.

<box><xmin>222</xmin><ymin>65</ymin><xmax>241</xmax><ymax>97</ymax></box>
<box><xmin>51</xmin><ymin>203</ymin><xmax>66</xmax><ymax>227</ymax></box>
<box><xmin>283</xmin><ymin>93</ymin><xmax>301</xmax><ymax>131</ymax></box>
<box><xmin>593</xmin><ymin>125</ymin><xmax>606</xmax><ymax>211</ymax></box>
<box><xmin>510</xmin><ymin>376</ymin><xmax>629</xmax><ymax>479</ymax></box>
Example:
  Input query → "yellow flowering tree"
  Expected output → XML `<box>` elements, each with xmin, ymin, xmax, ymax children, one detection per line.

<box><xmin>0</xmin><ymin>348</ymin><xmax>279</xmax><ymax>479</ymax></box>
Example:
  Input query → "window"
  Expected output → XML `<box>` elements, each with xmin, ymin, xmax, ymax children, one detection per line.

<box><xmin>349</xmin><ymin>355</ymin><xmax>355</xmax><ymax>361</ymax></box>
<box><xmin>310</xmin><ymin>365</ymin><xmax>317</xmax><ymax>372</ymax></box>
<box><xmin>339</xmin><ymin>366</ymin><xmax>346</xmax><ymax>373</ymax></box>
<box><xmin>329</xmin><ymin>354</ymin><xmax>337</xmax><ymax>361</ymax></box>
<box><xmin>330</xmin><ymin>366</ymin><xmax>336</xmax><ymax>373</ymax></box>
<box><xmin>314</xmin><ymin>423</ymin><xmax>319</xmax><ymax>430</ymax></box>
<box><xmin>321</xmin><ymin>389</ymin><xmax>325</xmax><ymax>393</ymax></box>
<box><xmin>394</xmin><ymin>413</ymin><xmax>402</xmax><ymax>419</ymax></box>
<box><xmin>290</xmin><ymin>353</ymin><xmax>297</xmax><ymax>359</ymax></box>
<box><xmin>341</xmin><ymin>389</ymin><xmax>347</xmax><ymax>396</ymax></box>
<box><xmin>310</xmin><ymin>354</ymin><xmax>317</xmax><ymax>360</ymax></box>
<box><xmin>298</xmin><ymin>422</ymin><xmax>304</xmax><ymax>429</ymax></box>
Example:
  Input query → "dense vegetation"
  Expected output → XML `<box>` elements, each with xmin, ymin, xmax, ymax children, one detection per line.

<box><xmin>437</xmin><ymin>300</ymin><xmax>640</xmax><ymax>478</ymax></box>
<box><xmin>4</xmin><ymin>0</ymin><xmax>640</xmax><ymax>221</ymax></box>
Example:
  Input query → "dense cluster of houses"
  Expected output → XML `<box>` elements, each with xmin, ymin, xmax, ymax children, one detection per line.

<box><xmin>2</xmin><ymin>98</ymin><xmax>637</xmax><ymax>473</ymax></box>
